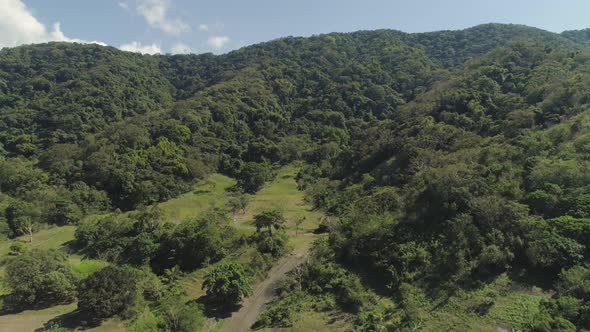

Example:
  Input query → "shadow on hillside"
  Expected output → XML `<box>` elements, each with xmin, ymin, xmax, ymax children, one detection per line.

<box><xmin>35</xmin><ymin>310</ymin><xmax>102</xmax><ymax>331</ymax></box>
<box><xmin>507</xmin><ymin>268</ymin><xmax>555</xmax><ymax>290</ymax></box>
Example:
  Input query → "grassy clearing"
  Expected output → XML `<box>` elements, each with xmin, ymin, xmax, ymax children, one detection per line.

<box><xmin>156</xmin><ymin>173</ymin><xmax>236</xmax><ymax>224</ymax></box>
<box><xmin>178</xmin><ymin>165</ymin><xmax>323</xmax><ymax>297</ymax></box>
<box><xmin>422</xmin><ymin>274</ymin><xmax>548</xmax><ymax>331</ymax></box>
<box><xmin>234</xmin><ymin>165</ymin><xmax>323</xmax><ymax>250</ymax></box>
<box><xmin>0</xmin><ymin>301</ymin><xmax>125</xmax><ymax>332</ymax></box>
<box><xmin>254</xmin><ymin>310</ymin><xmax>353</xmax><ymax>332</ymax></box>
<box><xmin>0</xmin><ymin>303</ymin><xmax>77</xmax><ymax>332</ymax></box>
<box><xmin>0</xmin><ymin>225</ymin><xmax>78</xmax><ymax>283</ymax></box>
<box><xmin>0</xmin><ymin>225</ymin><xmax>76</xmax><ymax>257</ymax></box>
<box><xmin>71</xmin><ymin>259</ymin><xmax>109</xmax><ymax>278</ymax></box>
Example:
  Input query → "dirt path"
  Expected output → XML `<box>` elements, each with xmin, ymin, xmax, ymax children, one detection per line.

<box><xmin>220</xmin><ymin>249</ymin><xmax>308</xmax><ymax>332</ymax></box>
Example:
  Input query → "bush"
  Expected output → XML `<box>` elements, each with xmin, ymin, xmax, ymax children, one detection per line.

<box><xmin>5</xmin><ymin>249</ymin><xmax>78</xmax><ymax>307</ymax></box>
<box><xmin>256</xmin><ymin>294</ymin><xmax>304</xmax><ymax>328</ymax></box>
<box><xmin>128</xmin><ymin>308</ymin><xmax>160</xmax><ymax>332</ymax></box>
<box><xmin>202</xmin><ymin>262</ymin><xmax>252</xmax><ymax>306</ymax></box>
<box><xmin>302</xmin><ymin>261</ymin><xmax>368</xmax><ymax>313</ymax></box>
<box><xmin>9</xmin><ymin>241</ymin><xmax>27</xmax><ymax>255</ymax></box>
<box><xmin>77</xmin><ymin>266</ymin><xmax>139</xmax><ymax>318</ymax></box>
<box><xmin>255</xmin><ymin>232</ymin><xmax>288</xmax><ymax>258</ymax></box>
<box><xmin>159</xmin><ymin>295</ymin><xmax>205</xmax><ymax>332</ymax></box>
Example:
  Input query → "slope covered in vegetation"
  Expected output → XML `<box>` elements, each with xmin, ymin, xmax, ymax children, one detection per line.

<box><xmin>1</xmin><ymin>23</ymin><xmax>590</xmax><ymax>331</ymax></box>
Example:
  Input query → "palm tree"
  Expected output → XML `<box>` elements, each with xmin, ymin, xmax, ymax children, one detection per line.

<box><xmin>253</xmin><ymin>209</ymin><xmax>285</xmax><ymax>235</ymax></box>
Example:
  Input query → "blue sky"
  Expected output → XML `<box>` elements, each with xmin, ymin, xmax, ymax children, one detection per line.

<box><xmin>2</xmin><ymin>0</ymin><xmax>590</xmax><ymax>55</ymax></box>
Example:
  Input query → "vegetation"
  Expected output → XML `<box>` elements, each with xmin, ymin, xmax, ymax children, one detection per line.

<box><xmin>2</xmin><ymin>23</ymin><xmax>590</xmax><ymax>330</ymax></box>
<box><xmin>202</xmin><ymin>262</ymin><xmax>253</xmax><ymax>306</ymax></box>
<box><xmin>77</xmin><ymin>266</ymin><xmax>139</xmax><ymax>319</ymax></box>
<box><xmin>5</xmin><ymin>249</ymin><xmax>78</xmax><ymax>307</ymax></box>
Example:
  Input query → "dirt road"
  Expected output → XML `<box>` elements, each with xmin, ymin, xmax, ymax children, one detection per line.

<box><xmin>220</xmin><ymin>250</ymin><xmax>307</xmax><ymax>332</ymax></box>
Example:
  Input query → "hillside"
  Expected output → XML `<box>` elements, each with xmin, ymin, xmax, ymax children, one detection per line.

<box><xmin>0</xmin><ymin>23</ymin><xmax>590</xmax><ymax>331</ymax></box>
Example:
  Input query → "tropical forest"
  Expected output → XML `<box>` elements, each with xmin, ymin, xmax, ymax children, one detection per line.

<box><xmin>1</xmin><ymin>22</ymin><xmax>590</xmax><ymax>331</ymax></box>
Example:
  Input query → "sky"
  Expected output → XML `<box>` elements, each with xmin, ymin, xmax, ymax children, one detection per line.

<box><xmin>1</xmin><ymin>0</ymin><xmax>590</xmax><ymax>55</ymax></box>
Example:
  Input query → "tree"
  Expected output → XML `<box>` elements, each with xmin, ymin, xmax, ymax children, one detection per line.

<box><xmin>153</xmin><ymin>213</ymin><xmax>236</xmax><ymax>272</ymax></box>
<box><xmin>5</xmin><ymin>201</ymin><xmax>39</xmax><ymax>242</ymax></box>
<box><xmin>202</xmin><ymin>262</ymin><xmax>252</xmax><ymax>306</ymax></box>
<box><xmin>295</xmin><ymin>215</ymin><xmax>306</xmax><ymax>236</ymax></box>
<box><xmin>159</xmin><ymin>294</ymin><xmax>205</xmax><ymax>332</ymax></box>
<box><xmin>255</xmin><ymin>231</ymin><xmax>288</xmax><ymax>258</ymax></box>
<box><xmin>4</xmin><ymin>249</ymin><xmax>78</xmax><ymax>306</ymax></box>
<box><xmin>77</xmin><ymin>266</ymin><xmax>138</xmax><ymax>318</ymax></box>
<box><xmin>49</xmin><ymin>200</ymin><xmax>82</xmax><ymax>225</ymax></box>
<box><xmin>237</xmin><ymin>162</ymin><xmax>270</xmax><ymax>193</ymax></box>
<box><xmin>253</xmin><ymin>210</ymin><xmax>285</xmax><ymax>235</ymax></box>
<box><xmin>227</xmin><ymin>192</ymin><xmax>250</xmax><ymax>216</ymax></box>
<box><xmin>557</xmin><ymin>265</ymin><xmax>590</xmax><ymax>299</ymax></box>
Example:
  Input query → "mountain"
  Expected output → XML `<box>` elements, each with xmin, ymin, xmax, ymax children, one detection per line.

<box><xmin>1</xmin><ymin>23</ymin><xmax>590</xmax><ymax>331</ymax></box>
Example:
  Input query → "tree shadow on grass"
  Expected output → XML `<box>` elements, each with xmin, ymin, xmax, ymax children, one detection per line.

<box><xmin>0</xmin><ymin>295</ymin><xmax>73</xmax><ymax>316</ymax></box>
<box><xmin>35</xmin><ymin>310</ymin><xmax>102</xmax><ymax>331</ymax></box>
<box><xmin>193</xmin><ymin>294</ymin><xmax>241</xmax><ymax>319</ymax></box>
<box><xmin>193</xmin><ymin>189</ymin><xmax>212</xmax><ymax>195</ymax></box>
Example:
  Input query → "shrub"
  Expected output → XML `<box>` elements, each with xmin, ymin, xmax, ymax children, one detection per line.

<box><xmin>5</xmin><ymin>249</ymin><xmax>78</xmax><ymax>307</ymax></box>
<box><xmin>9</xmin><ymin>241</ymin><xmax>27</xmax><ymax>255</ymax></box>
<box><xmin>202</xmin><ymin>262</ymin><xmax>252</xmax><ymax>306</ymax></box>
<box><xmin>77</xmin><ymin>266</ymin><xmax>139</xmax><ymax>318</ymax></box>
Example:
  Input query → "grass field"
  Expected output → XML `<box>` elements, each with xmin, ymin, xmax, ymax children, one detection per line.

<box><xmin>254</xmin><ymin>310</ymin><xmax>353</xmax><ymax>332</ymax></box>
<box><xmin>156</xmin><ymin>173</ymin><xmax>236</xmax><ymax>223</ymax></box>
<box><xmin>234</xmin><ymin>165</ymin><xmax>323</xmax><ymax>247</ymax></box>
<box><xmin>177</xmin><ymin>165</ymin><xmax>323</xmax><ymax>298</ymax></box>
<box><xmin>0</xmin><ymin>225</ymin><xmax>76</xmax><ymax>257</ymax></box>
<box><xmin>421</xmin><ymin>274</ymin><xmax>548</xmax><ymax>331</ymax></box>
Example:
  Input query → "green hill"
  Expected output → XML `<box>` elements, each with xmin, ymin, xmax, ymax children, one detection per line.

<box><xmin>1</xmin><ymin>23</ymin><xmax>590</xmax><ymax>330</ymax></box>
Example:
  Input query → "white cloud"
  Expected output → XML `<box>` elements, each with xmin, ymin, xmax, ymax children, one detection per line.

<box><xmin>119</xmin><ymin>41</ymin><xmax>161</xmax><ymax>54</ymax></box>
<box><xmin>136</xmin><ymin>0</ymin><xmax>189</xmax><ymax>35</ymax></box>
<box><xmin>171</xmin><ymin>42</ymin><xmax>191</xmax><ymax>54</ymax></box>
<box><xmin>118</xmin><ymin>2</ymin><xmax>129</xmax><ymax>10</ymax></box>
<box><xmin>198</xmin><ymin>24</ymin><xmax>209</xmax><ymax>32</ymax></box>
<box><xmin>207</xmin><ymin>36</ymin><xmax>230</xmax><ymax>49</ymax></box>
<box><xmin>50</xmin><ymin>23</ymin><xmax>106</xmax><ymax>46</ymax></box>
<box><xmin>0</xmin><ymin>0</ymin><xmax>104</xmax><ymax>48</ymax></box>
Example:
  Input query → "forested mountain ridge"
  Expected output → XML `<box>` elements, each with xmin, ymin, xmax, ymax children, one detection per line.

<box><xmin>2</xmin><ymin>23</ymin><xmax>590</xmax><ymax>331</ymax></box>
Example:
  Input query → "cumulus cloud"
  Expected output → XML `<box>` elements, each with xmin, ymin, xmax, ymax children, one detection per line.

<box><xmin>207</xmin><ymin>36</ymin><xmax>230</xmax><ymax>50</ymax></box>
<box><xmin>50</xmin><ymin>23</ymin><xmax>106</xmax><ymax>46</ymax></box>
<box><xmin>198</xmin><ymin>24</ymin><xmax>209</xmax><ymax>32</ymax></box>
<box><xmin>119</xmin><ymin>41</ymin><xmax>161</xmax><ymax>54</ymax></box>
<box><xmin>0</xmin><ymin>0</ymin><xmax>104</xmax><ymax>48</ymax></box>
<box><xmin>135</xmin><ymin>0</ymin><xmax>189</xmax><ymax>35</ymax></box>
<box><xmin>171</xmin><ymin>42</ymin><xmax>191</xmax><ymax>54</ymax></box>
